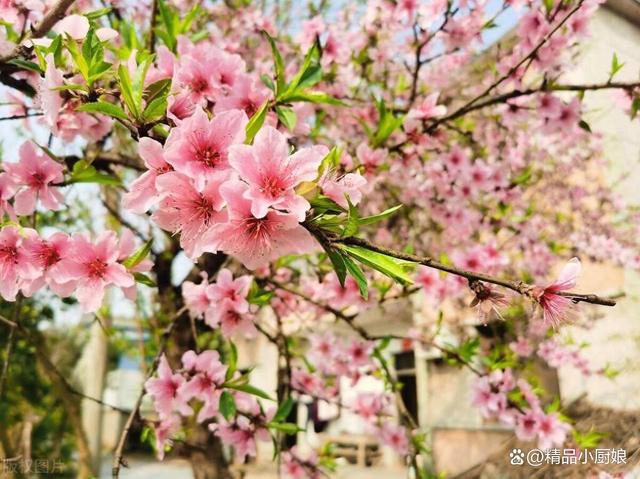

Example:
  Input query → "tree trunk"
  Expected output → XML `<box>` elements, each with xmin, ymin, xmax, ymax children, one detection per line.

<box><xmin>31</xmin><ymin>332</ymin><xmax>95</xmax><ymax>478</ymax></box>
<box><xmin>156</xmin><ymin>249</ymin><xmax>232</xmax><ymax>479</ymax></box>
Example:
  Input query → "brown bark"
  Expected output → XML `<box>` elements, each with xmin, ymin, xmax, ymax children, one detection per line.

<box><xmin>31</xmin><ymin>331</ymin><xmax>95</xmax><ymax>478</ymax></box>
<box><xmin>156</xmin><ymin>248</ymin><xmax>232</xmax><ymax>479</ymax></box>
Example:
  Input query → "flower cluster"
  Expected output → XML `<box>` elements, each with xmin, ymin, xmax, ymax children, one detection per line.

<box><xmin>182</xmin><ymin>268</ymin><xmax>256</xmax><ymax>337</ymax></box>
<box><xmin>0</xmin><ymin>226</ymin><xmax>147</xmax><ymax>312</ymax></box>
<box><xmin>537</xmin><ymin>339</ymin><xmax>592</xmax><ymax>376</ymax></box>
<box><xmin>145</xmin><ymin>350</ymin><xmax>274</xmax><ymax>461</ymax></box>
<box><xmin>0</xmin><ymin>142</ymin><xmax>64</xmax><ymax>218</ymax></box>
<box><xmin>471</xmin><ymin>369</ymin><xmax>571</xmax><ymax>450</ymax></box>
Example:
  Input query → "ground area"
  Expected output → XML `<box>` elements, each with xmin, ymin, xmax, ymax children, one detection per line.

<box><xmin>100</xmin><ymin>455</ymin><xmax>406</xmax><ymax>479</ymax></box>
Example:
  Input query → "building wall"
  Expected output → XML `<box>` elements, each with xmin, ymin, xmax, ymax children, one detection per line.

<box><xmin>557</xmin><ymin>2</ymin><xmax>640</xmax><ymax>411</ymax></box>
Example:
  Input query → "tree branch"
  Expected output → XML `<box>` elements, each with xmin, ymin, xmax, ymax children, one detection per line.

<box><xmin>111</xmin><ymin>305</ymin><xmax>187</xmax><ymax>478</ymax></box>
<box><xmin>311</xmin><ymin>230</ymin><xmax>616</xmax><ymax>307</ymax></box>
<box><xmin>0</xmin><ymin>0</ymin><xmax>78</xmax><ymax>64</ymax></box>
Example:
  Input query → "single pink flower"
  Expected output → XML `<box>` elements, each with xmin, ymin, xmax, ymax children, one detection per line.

<box><xmin>21</xmin><ymin>231</ymin><xmax>75</xmax><ymax>297</ymax></box>
<box><xmin>178</xmin><ymin>350</ymin><xmax>227</xmax><ymax>423</ymax></box>
<box><xmin>380</xmin><ymin>422</ymin><xmax>410</xmax><ymax>456</ymax></box>
<box><xmin>172</xmin><ymin>55</ymin><xmax>218</xmax><ymax>106</ymax></box>
<box><xmin>164</xmin><ymin>108</ymin><xmax>247</xmax><ymax>186</ymax></box>
<box><xmin>320</xmin><ymin>172</ymin><xmax>367</xmax><ymax>210</ymax></box>
<box><xmin>152</xmin><ymin>172</ymin><xmax>227</xmax><ymax>259</ymax></box>
<box><xmin>0</xmin><ymin>226</ymin><xmax>40</xmax><ymax>300</ymax></box>
<box><xmin>5</xmin><ymin>142</ymin><xmax>64</xmax><ymax>215</ymax></box>
<box><xmin>212</xmin><ymin>415</ymin><xmax>269</xmax><ymax>460</ymax></box>
<box><xmin>353</xmin><ymin>392</ymin><xmax>388</xmax><ymax>422</ymax></box>
<box><xmin>205</xmin><ymin>180</ymin><xmax>318</xmax><ymax>270</ymax></box>
<box><xmin>56</xmin><ymin>232</ymin><xmax>135</xmax><ymax>312</ymax></box>
<box><xmin>182</xmin><ymin>273</ymin><xmax>211</xmax><ymax>318</ymax></box>
<box><xmin>206</xmin><ymin>300</ymin><xmax>257</xmax><ymax>337</ymax></box>
<box><xmin>122</xmin><ymin>137</ymin><xmax>173</xmax><ymax>213</ymax></box>
<box><xmin>537</xmin><ymin>412</ymin><xmax>571</xmax><ymax>450</ymax></box>
<box><xmin>153</xmin><ymin>415</ymin><xmax>180</xmax><ymax>460</ymax></box>
<box><xmin>0</xmin><ymin>173</ymin><xmax>16</xmax><ymax>220</ymax></box>
<box><xmin>346</xmin><ymin>339</ymin><xmax>374</xmax><ymax>368</ymax></box>
<box><xmin>515</xmin><ymin>409</ymin><xmax>541</xmax><ymax>442</ymax></box>
<box><xmin>214</xmin><ymin>73</ymin><xmax>269</xmax><ymax>117</ymax></box>
<box><xmin>145</xmin><ymin>354</ymin><xmax>193</xmax><ymax>418</ymax></box>
<box><xmin>207</xmin><ymin>268</ymin><xmax>252</xmax><ymax>313</ymax></box>
<box><xmin>229</xmin><ymin>126</ymin><xmax>327</xmax><ymax>221</ymax></box>
<box><xmin>534</xmin><ymin>257</ymin><xmax>581</xmax><ymax>327</ymax></box>
<box><xmin>408</xmin><ymin>92</ymin><xmax>447</xmax><ymax>120</ymax></box>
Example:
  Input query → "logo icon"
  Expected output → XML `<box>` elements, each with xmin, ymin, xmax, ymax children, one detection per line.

<box><xmin>510</xmin><ymin>448</ymin><xmax>525</xmax><ymax>466</ymax></box>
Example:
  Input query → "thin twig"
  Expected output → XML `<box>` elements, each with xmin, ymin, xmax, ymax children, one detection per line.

<box><xmin>0</xmin><ymin>0</ymin><xmax>78</xmax><ymax>63</ymax></box>
<box><xmin>111</xmin><ymin>305</ymin><xmax>187</xmax><ymax>478</ymax></box>
<box><xmin>322</xmin><ymin>232</ymin><xmax>616</xmax><ymax>307</ymax></box>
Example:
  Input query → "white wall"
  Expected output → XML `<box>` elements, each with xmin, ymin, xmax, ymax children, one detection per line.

<box><xmin>557</xmin><ymin>4</ymin><xmax>640</xmax><ymax>410</ymax></box>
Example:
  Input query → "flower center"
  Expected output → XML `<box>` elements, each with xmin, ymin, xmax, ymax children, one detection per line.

<box><xmin>40</xmin><ymin>246</ymin><xmax>60</xmax><ymax>268</ymax></box>
<box><xmin>87</xmin><ymin>259</ymin><xmax>108</xmax><ymax>279</ymax></box>
<box><xmin>30</xmin><ymin>172</ymin><xmax>46</xmax><ymax>188</ymax></box>
<box><xmin>0</xmin><ymin>246</ymin><xmax>18</xmax><ymax>264</ymax></box>
<box><xmin>191</xmin><ymin>77</ymin><xmax>209</xmax><ymax>94</ymax></box>
<box><xmin>195</xmin><ymin>146</ymin><xmax>221</xmax><ymax>168</ymax></box>
<box><xmin>261</xmin><ymin>176</ymin><xmax>285</xmax><ymax>198</ymax></box>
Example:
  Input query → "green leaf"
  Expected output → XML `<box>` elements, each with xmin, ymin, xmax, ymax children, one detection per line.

<box><xmin>118</xmin><ymin>64</ymin><xmax>139</xmax><ymax>119</ymax></box>
<box><xmin>317</xmin><ymin>146</ymin><xmax>342</xmax><ymax>177</ymax></box>
<box><xmin>340</xmin><ymin>244</ymin><xmax>415</xmax><ymax>285</ymax></box>
<box><xmin>133</xmin><ymin>272</ymin><xmax>157</xmax><ymax>287</ymax></box>
<box><xmin>284</xmin><ymin>42</ymin><xmax>321</xmax><ymax>96</ymax></box>
<box><xmin>309</xmin><ymin>195</ymin><xmax>345</xmax><ymax>215</ymax></box>
<box><xmin>133</xmin><ymin>55</ymin><xmax>153</xmax><ymax>114</ymax></box>
<box><xmin>572</xmin><ymin>428</ymin><xmax>607</xmax><ymax>449</ymax></box>
<box><xmin>68</xmin><ymin>160</ymin><xmax>122</xmax><ymax>186</ymax></box>
<box><xmin>143</xmin><ymin>96</ymin><xmax>167</xmax><ymax>122</ymax></box>
<box><xmin>275</xmin><ymin>106</ymin><xmax>297</xmax><ymax>131</ymax></box>
<box><xmin>260</xmin><ymin>74</ymin><xmax>275</xmax><ymax>91</ymax></box>
<box><xmin>245</xmin><ymin>101</ymin><xmax>269</xmax><ymax>144</ymax></box>
<box><xmin>145</xmin><ymin>79</ymin><xmax>172</xmax><ymax>104</ymax></box>
<box><xmin>326</xmin><ymin>248</ymin><xmax>348</xmax><ymax>287</ymax></box>
<box><xmin>66</xmin><ymin>35</ymin><xmax>89</xmax><ymax>81</ymax></box>
<box><xmin>372</xmin><ymin>98</ymin><xmax>404</xmax><ymax>147</ymax></box>
<box><xmin>578</xmin><ymin>119</ymin><xmax>591</xmax><ymax>133</ymax></box>
<box><xmin>122</xmin><ymin>240</ymin><xmax>153</xmax><ymax>269</ymax></box>
<box><xmin>281</xmin><ymin>90</ymin><xmax>345</xmax><ymax>106</ymax></box>
<box><xmin>76</xmin><ymin>102</ymin><xmax>129</xmax><ymax>121</ymax></box>
<box><xmin>247</xmin><ymin>282</ymin><xmax>274</xmax><ymax>306</ymax></box>
<box><xmin>157</xmin><ymin>0</ymin><xmax>178</xmax><ymax>51</ymax></box>
<box><xmin>85</xmin><ymin>7</ymin><xmax>113</xmax><ymax>20</ymax></box>
<box><xmin>7</xmin><ymin>58</ymin><xmax>43</xmax><ymax>74</ymax></box>
<box><xmin>224</xmin><ymin>383</ymin><xmax>273</xmax><ymax>401</ymax></box>
<box><xmin>342</xmin><ymin>197</ymin><xmax>360</xmax><ymax>238</ymax></box>
<box><xmin>609</xmin><ymin>53</ymin><xmax>625</xmax><ymax>79</ymax></box>
<box><xmin>632</xmin><ymin>97</ymin><xmax>640</xmax><ymax>119</ymax></box>
<box><xmin>273</xmin><ymin>398</ymin><xmax>295</xmax><ymax>423</ymax></box>
<box><xmin>267</xmin><ymin>422</ymin><xmax>303</xmax><ymax>434</ymax></box>
<box><xmin>219</xmin><ymin>391</ymin><xmax>237</xmax><ymax>421</ymax></box>
<box><xmin>228</xmin><ymin>339</ymin><xmax>239</xmax><ymax>378</ymax></box>
<box><xmin>511</xmin><ymin>166</ymin><xmax>532</xmax><ymax>186</ymax></box>
<box><xmin>262</xmin><ymin>30</ymin><xmax>286</xmax><ymax>95</ymax></box>
<box><xmin>343</xmin><ymin>255</ymin><xmax>368</xmax><ymax>299</ymax></box>
<box><xmin>359</xmin><ymin>205</ymin><xmax>402</xmax><ymax>226</ymax></box>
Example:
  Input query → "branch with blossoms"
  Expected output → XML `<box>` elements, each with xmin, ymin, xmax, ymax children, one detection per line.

<box><xmin>1</xmin><ymin>0</ymin><xmax>639</xmax><ymax>478</ymax></box>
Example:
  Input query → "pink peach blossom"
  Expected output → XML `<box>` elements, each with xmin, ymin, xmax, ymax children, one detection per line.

<box><xmin>152</xmin><ymin>172</ymin><xmax>227</xmax><ymax>259</ymax></box>
<box><xmin>56</xmin><ymin>232</ymin><xmax>134</xmax><ymax>312</ymax></box>
<box><xmin>205</xmin><ymin>180</ymin><xmax>318</xmax><ymax>269</ymax></box>
<box><xmin>5</xmin><ymin>142</ymin><xmax>64</xmax><ymax>215</ymax></box>
<box><xmin>229</xmin><ymin>126</ymin><xmax>327</xmax><ymax>221</ymax></box>
<box><xmin>164</xmin><ymin>108</ymin><xmax>247</xmax><ymax>186</ymax></box>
